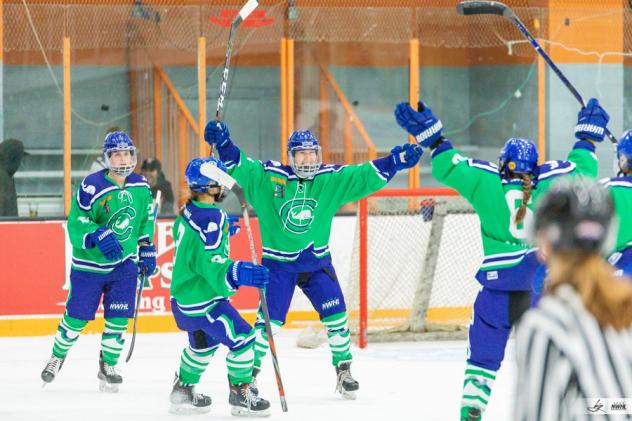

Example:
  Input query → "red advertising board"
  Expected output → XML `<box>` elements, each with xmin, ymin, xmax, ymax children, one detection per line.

<box><xmin>0</xmin><ymin>218</ymin><xmax>262</xmax><ymax>317</ymax></box>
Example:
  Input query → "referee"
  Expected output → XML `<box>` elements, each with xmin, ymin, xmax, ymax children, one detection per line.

<box><xmin>515</xmin><ymin>179</ymin><xmax>632</xmax><ymax>421</ymax></box>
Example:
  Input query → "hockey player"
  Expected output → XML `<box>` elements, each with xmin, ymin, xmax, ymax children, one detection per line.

<box><xmin>204</xmin><ymin>122</ymin><xmax>423</xmax><ymax>399</ymax></box>
<box><xmin>602</xmin><ymin>130</ymin><xmax>632</xmax><ymax>277</ymax></box>
<box><xmin>394</xmin><ymin>98</ymin><xmax>608</xmax><ymax>420</ymax></box>
<box><xmin>168</xmin><ymin>157</ymin><xmax>271</xmax><ymax>417</ymax></box>
<box><xmin>40</xmin><ymin>131</ymin><xmax>157</xmax><ymax>393</ymax></box>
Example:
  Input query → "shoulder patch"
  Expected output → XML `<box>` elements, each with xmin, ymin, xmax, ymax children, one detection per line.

<box><xmin>77</xmin><ymin>171</ymin><xmax>118</xmax><ymax>210</ymax></box>
<box><xmin>183</xmin><ymin>205</ymin><xmax>226</xmax><ymax>251</ymax></box>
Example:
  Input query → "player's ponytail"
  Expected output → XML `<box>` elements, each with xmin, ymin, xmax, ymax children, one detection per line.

<box><xmin>515</xmin><ymin>173</ymin><xmax>532</xmax><ymax>225</ymax></box>
<box><xmin>548</xmin><ymin>252</ymin><xmax>632</xmax><ymax>330</ymax></box>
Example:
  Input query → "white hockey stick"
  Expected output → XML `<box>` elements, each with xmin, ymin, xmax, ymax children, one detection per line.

<box><xmin>215</xmin><ymin>0</ymin><xmax>259</xmax><ymax>121</ymax></box>
<box><xmin>200</xmin><ymin>163</ymin><xmax>289</xmax><ymax>412</ymax></box>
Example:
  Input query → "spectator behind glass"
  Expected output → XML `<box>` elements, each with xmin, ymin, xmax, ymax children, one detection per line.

<box><xmin>141</xmin><ymin>158</ymin><xmax>175</xmax><ymax>215</ymax></box>
<box><xmin>0</xmin><ymin>139</ymin><xmax>29</xmax><ymax>217</ymax></box>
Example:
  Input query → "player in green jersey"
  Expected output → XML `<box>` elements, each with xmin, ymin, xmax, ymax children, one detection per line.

<box><xmin>395</xmin><ymin>98</ymin><xmax>609</xmax><ymax>420</ymax></box>
<box><xmin>602</xmin><ymin>130</ymin><xmax>632</xmax><ymax>277</ymax></box>
<box><xmin>41</xmin><ymin>131</ymin><xmax>157</xmax><ymax>393</ymax></box>
<box><xmin>169</xmin><ymin>157</ymin><xmax>271</xmax><ymax>416</ymax></box>
<box><xmin>204</xmin><ymin>121</ymin><xmax>423</xmax><ymax>399</ymax></box>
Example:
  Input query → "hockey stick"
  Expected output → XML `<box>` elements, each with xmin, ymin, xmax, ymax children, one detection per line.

<box><xmin>456</xmin><ymin>1</ymin><xmax>618</xmax><ymax>144</ymax></box>
<box><xmin>200</xmin><ymin>163</ymin><xmax>289</xmax><ymax>412</ymax></box>
<box><xmin>215</xmin><ymin>0</ymin><xmax>259</xmax><ymax>122</ymax></box>
<box><xmin>126</xmin><ymin>190</ymin><xmax>161</xmax><ymax>363</ymax></box>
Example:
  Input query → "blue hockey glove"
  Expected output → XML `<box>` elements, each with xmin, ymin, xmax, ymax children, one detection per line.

<box><xmin>394</xmin><ymin>101</ymin><xmax>443</xmax><ymax>147</ymax></box>
<box><xmin>228</xmin><ymin>261</ymin><xmax>269</xmax><ymax>289</ymax></box>
<box><xmin>575</xmin><ymin>98</ymin><xmax>609</xmax><ymax>142</ymax></box>
<box><xmin>85</xmin><ymin>227</ymin><xmax>123</xmax><ymax>261</ymax></box>
<box><xmin>227</xmin><ymin>215</ymin><xmax>241</xmax><ymax>237</ymax></box>
<box><xmin>391</xmin><ymin>143</ymin><xmax>423</xmax><ymax>171</ymax></box>
<box><xmin>138</xmin><ymin>244</ymin><xmax>157</xmax><ymax>276</ymax></box>
<box><xmin>204</xmin><ymin>121</ymin><xmax>232</xmax><ymax>148</ymax></box>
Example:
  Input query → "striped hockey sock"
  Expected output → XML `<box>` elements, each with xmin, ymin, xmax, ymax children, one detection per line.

<box><xmin>227</xmin><ymin>342</ymin><xmax>256</xmax><ymax>385</ymax></box>
<box><xmin>100</xmin><ymin>318</ymin><xmax>128</xmax><ymax>366</ymax></box>
<box><xmin>52</xmin><ymin>313</ymin><xmax>88</xmax><ymax>359</ymax></box>
<box><xmin>253</xmin><ymin>320</ymin><xmax>282</xmax><ymax>370</ymax></box>
<box><xmin>322</xmin><ymin>312</ymin><xmax>352</xmax><ymax>366</ymax></box>
<box><xmin>178</xmin><ymin>345</ymin><xmax>218</xmax><ymax>385</ymax></box>
<box><xmin>461</xmin><ymin>363</ymin><xmax>496</xmax><ymax>417</ymax></box>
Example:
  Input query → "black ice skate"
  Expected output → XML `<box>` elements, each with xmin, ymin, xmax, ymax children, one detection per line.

<box><xmin>41</xmin><ymin>355</ymin><xmax>65</xmax><ymax>385</ymax></box>
<box><xmin>229</xmin><ymin>382</ymin><xmax>271</xmax><ymax>417</ymax></box>
<box><xmin>97</xmin><ymin>351</ymin><xmax>123</xmax><ymax>393</ymax></box>
<box><xmin>169</xmin><ymin>373</ymin><xmax>212</xmax><ymax>415</ymax></box>
<box><xmin>335</xmin><ymin>360</ymin><xmax>359</xmax><ymax>400</ymax></box>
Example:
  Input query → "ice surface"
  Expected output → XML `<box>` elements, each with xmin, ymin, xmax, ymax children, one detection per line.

<box><xmin>0</xmin><ymin>330</ymin><xmax>515</xmax><ymax>421</ymax></box>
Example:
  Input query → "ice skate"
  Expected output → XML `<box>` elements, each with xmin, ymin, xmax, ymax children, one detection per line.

<box><xmin>98</xmin><ymin>352</ymin><xmax>122</xmax><ymax>393</ymax></box>
<box><xmin>229</xmin><ymin>382</ymin><xmax>271</xmax><ymax>417</ymax></box>
<box><xmin>41</xmin><ymin>355</ymin><xmax>65</xmax><ymax>385</ymax></box>
<box><xmin>169</xmin><ymin>373</ymin><xmax>212</xmax><ymax>415</ymax></box>
<box><xmin>335</xmin><ymin>360</ymin><xmax>359</xmax><ymax>400</ymax></box>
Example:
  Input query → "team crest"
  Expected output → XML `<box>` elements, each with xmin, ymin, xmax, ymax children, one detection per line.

<box><xmin>107</xmin><ymin>206</ymin><xmax>137</xmax><ymax>241</ymax></box>
<box><xmin>279</xmin><ymin>198</ymin><xmax>317</xmax><ymax>234</ymax></box>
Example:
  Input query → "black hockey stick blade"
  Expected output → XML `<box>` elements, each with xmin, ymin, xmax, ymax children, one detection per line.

<box><xmin>457</xmin><ymin>1</ymin><xmax>508</xmax><ymax>17</ymax></box>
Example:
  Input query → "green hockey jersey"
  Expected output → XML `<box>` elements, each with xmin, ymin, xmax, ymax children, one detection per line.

<box><xmin>430</xmin><ymin>139</ymin><xmax>598</xmax><ymax>289</ymax></box>
<box><xmin>216</xmin><ymin>143</ymin><xmax>399</xmax><ymax>272</ymax></box>
<box><xmin>170</xmin><ymin>201</ymin><xmax>236</xmax><ymax>316</ymax></box>
<box><xmin>67</xmin><ymin>170</ymin><xmax>154</xmax><ymax>274</ymax></box>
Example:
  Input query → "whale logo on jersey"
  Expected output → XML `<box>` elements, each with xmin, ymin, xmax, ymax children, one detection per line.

<box><xmin>81</xmin><ymin>182</ymin><xmax>96</xmax><ymax>195</ymax></box>
<box><xmin>107</xmin><ymin>206</ymin><xmax>137</xmax><ymax>241</ymax></box>
<box><xmin>279</xmin><ymin>198</ymin><xmax>318</xmax><ymax>234</ymax></box>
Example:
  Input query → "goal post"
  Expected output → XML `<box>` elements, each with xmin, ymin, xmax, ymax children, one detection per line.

<box><xmin>348</xmin><ymin>188</ymin><xmax>483</xmax><ymax>348</ymax></box>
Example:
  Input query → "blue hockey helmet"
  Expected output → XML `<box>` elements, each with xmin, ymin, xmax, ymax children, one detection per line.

<box><xmin>287</xmin><ymin>130</ymin><xmax>322</xmax><ymax>179</ymax></box>
<box><xmin>185</xmin><ymin>157</ymin><xmax>227</xmax><ymax>193</ymax></box>
<box><xmin>498</xmin><ymin>138</ymin><xmax>538</xmax><ymax>176</ymax></box>
<box><xmin>616</xmin><ymin>130</ymin><xmax>632</xmax><ymax>174</ymax></box>
<box><xmin>103</xmin><ymin>131</ymin><xmax>137</xmax><ymax>177</ymax></box>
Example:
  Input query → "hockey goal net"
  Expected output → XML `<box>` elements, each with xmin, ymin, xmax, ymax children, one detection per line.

<box><xmin>345</xmin><ymin>188</ymin><xmax>483</xmax><ymax>347</ymax></box>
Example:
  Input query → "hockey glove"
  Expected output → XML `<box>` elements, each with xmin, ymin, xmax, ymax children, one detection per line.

<box><xmin>391</xmin><ymin>143</ymin><xmax>423</xmax><ymax>171</ymax></box>
<box><xmin>394</xmin><ymin>101</ymin><xmax>443</xmax><ymax>147</ymax></box>
<box><xmin>204</xmin><ymin>121</ymin><xmax>232</xmax><ymax>148</ymax></box>
<box><xmin>228</xmin><ymin>261</ymin><xmax>269</xmax><ymax>289</ymax></box>
<box><xmin>227</xmin><ymin>215</ymin><xmax>241</xmax><ymax>237</ymax></box>
<box><xmin>575</xmin><ymin>98</ymin><xmax>609</xmax><ymax>142</ymax></box>
<box><xmin>85</xmin><ymin>227</ymin><xmax>123</xmax><ymax>261</ymax></box>
<box><xmin>138</xmin><ymin>244</ymin><xmax>157</xmax><ymax>276</ymax></box>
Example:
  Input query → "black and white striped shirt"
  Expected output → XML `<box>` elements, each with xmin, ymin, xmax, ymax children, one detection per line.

<box><xmin>515</xmin><ymin>284</ymin><xmax>632</xmax><ymax>421</ymax></box>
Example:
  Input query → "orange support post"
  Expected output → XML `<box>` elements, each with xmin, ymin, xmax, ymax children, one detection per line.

<box><xmin>287</xmin><ymin>38</ymin><xmax>295</xmax><ymax>137</ymax></box>
<box><xmin>63</xmin><ymin>37</ymin><xmax>72</xmax><ymax>216</ymax></box>
<box><xmin>408</xmin><ymin>38</ymin><xmax>420</xmax><ymax>188</ymax></box>
<box><xmin>280</xmin><ymin>38</ymin><xmax>288</xmax><ymax>164</ymax></box>
<box><xmin>343</xmin><ymin>113</ymin><xmax>353</xmax><ymax>165</ymax></box>
<box><xmin>153</xmin><ymin>67</ymin><xmax>162</xmax><ymax>160</ymax></box>
<box><xmin>198</xmin><ymin>37</ymin><xmax>207</xmax><ymax>157</ymax></box>
<box><xmin>319</xmin><ymin>74</ymin><xmax>329</xmax><ymax>163</ymax></box>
